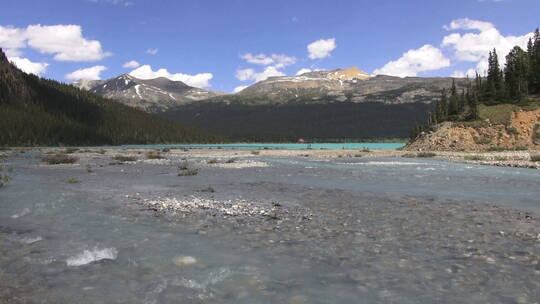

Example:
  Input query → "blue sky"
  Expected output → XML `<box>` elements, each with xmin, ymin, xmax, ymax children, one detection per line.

<box><xmin>1</xmin><ymin>0</ymin><xmax>538</xmax><ymax>93</ymax></box>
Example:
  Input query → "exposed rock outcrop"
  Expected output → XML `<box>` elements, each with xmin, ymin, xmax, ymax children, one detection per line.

<box><xmin>406</xmin><ymin>109</ymin><xmax>540</xmax><ymax>151</ymax></box>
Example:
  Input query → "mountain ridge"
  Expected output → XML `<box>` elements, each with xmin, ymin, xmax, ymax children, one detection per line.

<box><xmin>0</xmin><ymin>48</ymin><xmax>220</xmax><ymax>146</ymax></box>
<box><xmin>75</xmin><ymin>74</ymin><xmax>225</xmax><ymax>113</ymax></box>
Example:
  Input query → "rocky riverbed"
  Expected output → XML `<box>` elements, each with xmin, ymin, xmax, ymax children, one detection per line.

<box><xmin>0</xmin><ymin>148</ymin><xmax>539</xmax><ymax>303</ymax></box>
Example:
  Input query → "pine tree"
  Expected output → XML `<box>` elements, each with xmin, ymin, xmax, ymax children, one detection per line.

<box><xmin>485</xmin><ymin>49</ymin><xmax>504</xmax><ymax>103</ymax></box>
<box><xmin>505</xmin><ymin>46</ymin><xmax>529</xmax><ymax>101</ymax></box>
<box><xmin>532</xmin><ymin>28</ymin><xmax>540</xmax><ymax>93</ymax></box>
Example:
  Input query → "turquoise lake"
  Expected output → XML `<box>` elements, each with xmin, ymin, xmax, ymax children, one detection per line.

<box><xmin>85</xmin><ymin>142</ymin><xmax>406</xmax><ymax>150</ymax></box>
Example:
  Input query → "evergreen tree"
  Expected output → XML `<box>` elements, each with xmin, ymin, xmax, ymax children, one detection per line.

<box><xmin>485</xmin><ymin>49</ymin><xmax>504</xmax><ymax>103</ymax></box>
<box><xmin>505</xmin><ymin>46</ymin><xmax>529</xmax><ymax>101</ymax></box>
<box><xmin>448</xmin><ymin>80</ymin><xmax>460</xmax><ymax>116</ymax></box>
<box><xmin>532</xmin><ymin>28</ymin><xmax>540</xmax><ymax>93</ymax></box>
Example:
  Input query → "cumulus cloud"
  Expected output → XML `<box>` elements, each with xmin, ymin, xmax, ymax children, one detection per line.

<box><xmin>373</xmin><ymin>45</ymin><xmax>450</xmax><ymax>77</ymax></box>
<box><xmin>235</xmin><ymin>66</ymin><xmax>285</xmax><ymax>83</ymax></box>
<box><xmin>296</xmin><ymin>68</ymin><xmax>312</xmax><ymax>75</ymax></box>
<box><xmin>8</xmin><ymin>57</ymin><xmax>49</xmax><ymax>75</ymax></box>
<box><xmin>129</xmin><ymin>65</ymin><xmax>213</xmax><ymax>88</ymax></box>
<box><xmin>0</xmin><ymin>24</ymin><xmax>110</xmax><ymax>62</ymax></box>
<box><xmin>146</xmin><ymin>48</ymin><xmax>158</xmax><ymax>55</ymax></box>
<box><xmin>307</xmin><ymin>38</ymin><xmax>336</xmax><ymax>59</ymax></box>
<box><xmin>451</xmin><ymin>69</ymin><xmax>477</xmax><ymax>78</ymax></box>
<box><xmin>233</xmin><ymin>85</ymin><xmax>249</xmax><ymax>93</ymax></box>
<box><xmin>65</xmin><ymin>65</ymin><xmax>107</xmax><ymax>80</ymax></box>
<box><xmin>240</xmin><ymin>53</ymin><xmax>296</xmax><ymax>68</ymax></box>
<box><xmin>442</xmin><ymin>18</ymin><xmax>533</xmax><ymax>75</ymax></box>
<box><xmin>122</xmin><ymin>60</ymin><xmax>140</xmax><ymax>68</ymax></box>
<box><xmin>235</xmin><ymin>52</ymin><xmax>295</xmax><ymax>85</ymax></box>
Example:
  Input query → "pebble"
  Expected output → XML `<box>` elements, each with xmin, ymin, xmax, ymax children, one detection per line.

<box><xmin>173</xmin><ymin>256</ymin><xmax>197</xmax><ymax>267</ymax></box>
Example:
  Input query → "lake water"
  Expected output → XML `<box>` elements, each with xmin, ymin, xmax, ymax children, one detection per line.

<box><xmin>1</xmin><ymin>152</ymin><xmax>538</xmax><ymax>303</ymax></box>
<box><xmin>83</xmin><ymin>142</ymin><xmax>406</xmax><ymax>150</ymax></box>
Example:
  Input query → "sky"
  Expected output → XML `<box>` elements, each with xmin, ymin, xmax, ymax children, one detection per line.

<box><xmin>0</xmin><ymin>0</ymin><xmax>539</xmax><ymax>93</ymax></box>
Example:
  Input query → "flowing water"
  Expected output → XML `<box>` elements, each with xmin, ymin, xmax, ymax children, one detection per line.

<box><xmin>0</xmin><ymin>152</ymin><xmax>538</xmax><ymax>303</ymax></box>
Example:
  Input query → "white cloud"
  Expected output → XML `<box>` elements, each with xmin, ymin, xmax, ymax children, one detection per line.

<box><xmin>0</xmin><ymin>26</ymin><xmax>26</xmax><ymax>56</ymax></box>
<box><xmin>442</xmin><ymin>18</ymin><xmax>533</xmax><ymax>75</ymax></box>
<box><xmin>129</xmin><ymin>65</ymin><xmax>213</xmax><ymax>88</ymax></box>
<box><xmin>0</xmin><ymin>24</ymin><xmax>110</xmax><ymax>62</ymax></box>
<box><xmin>240</xmin><ymin>53</ymin><xmax>296</xmax><ymax>68</ymax></box>
<box><xmin>8</xmin><ymin>57</ymin><xmax>49</xmax><ymax>75</ymax></box>
<box><xmin>235</xmin><ymin>68</ymin><xmax>255</xmax><ymax>81</ymax></box>
<box><xmin>65</xmin><ymin>65</ymin><xmax>107</xmax><ymax>80</ymax></box>
<box><xmin>451</xmin><ymin>69</ymin><xmax>477</xmax><ymax>78</ymax></box>
<box><xmin>88</xmin><ymin>0</ymin><xmax>134</xmax><ymax>6</ymax></box>
<box><xmin>307</xmin><ymin>38</ymin><xmax>336</xmax><ymax>59</ymax></box>
<box><xmin>233</xmin><ymin>85</ymin><xmax>248</xmax><ymax>93</ymax></box>
<box><xmin>373</xmin><ymin>44</ymin><xmax>450</xmax><ymax>77</ymax></box>
<box><xmin>296</xmin><ymin>68</ymin><xmax>312</xmax><ymax>75</ymax></box>
<box><xmin>235</xmin><ymin>66</ymin><xmax>285</xmax><ymax>82</ymax></box>
<box><xmin>146</xmin><ymin>48</ymin><xmax>158</xmax><ymax>55</ymax></box>
<box><xmin>122</xmin><ymin>60</ymin><xmax>140</xmax><ymax>68</ymax></box>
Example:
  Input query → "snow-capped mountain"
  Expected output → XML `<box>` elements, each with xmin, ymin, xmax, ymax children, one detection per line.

<box><xmin>75</xmin><ymin>74</ymin><xmax>224</xmax><ymax>112</ymax></box>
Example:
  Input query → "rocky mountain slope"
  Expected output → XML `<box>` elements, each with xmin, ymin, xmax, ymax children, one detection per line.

<box><xmin>406</xmin><ymin>107</ymin><xmax>540</xmax><ymax>151</ymax></box>
<box><xmin>207</xmin><ymin>67</ymin><xmax>467</xmax><ymax>105</ymax></box>
<box><xmin>75</xmin><ymin>74</ymin><xmax>224</xmax><ymax>112</ymax></box>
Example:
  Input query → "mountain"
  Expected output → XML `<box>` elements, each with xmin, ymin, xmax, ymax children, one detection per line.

<box><xmin>0</xmin><ymin>48</ymin><xmax>220</xmax><ymax>146</ymax></box>
<box><xmin>161</xmin><ymin>68</ymin><xmax>468</xmax><ymax>141</ymax></box>
<box><xmin>206</xmin><ymin>67</ymin><xmax>467</xmax><ymax>105</ymax></box>
<box><xmin>71</xmin><ymin>65</ymin><xmax>469</xmax><ymax>142</ymax></box>
<box><xmin>76</xmin><ymin>74</ymin><xmax>224</xmax><ymax>112</ymax></box>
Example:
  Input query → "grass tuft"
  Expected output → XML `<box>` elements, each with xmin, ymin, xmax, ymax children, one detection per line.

<box><xmin>65</xmin><ymin>178</ymin><xmax>80</xmax><ymax>184</ymax></box>
<box><xmin>146</xmin><ymin>151</ymin><xmax>164</xmax><ymax>159</ymax></box>
<box><xmin>42</xmin><ymin>153</ymin><xmax>77</xmax><ymax>165</ymax></box>
<box><xmin>464</xmin><ymin>155</ymin><xmax>485</xmax><ymax>161</ymax></box>
<box><xmin>113</xmin><ymin>155</ymin><xmax>137</xmax><ymax>162</ymax></box>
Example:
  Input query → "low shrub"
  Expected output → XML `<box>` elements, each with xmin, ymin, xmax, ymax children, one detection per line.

<box><xmin>113</xmin><ymin>155</ymin><xmax>137</xmax><ymax>162</ymax></box>
<box><xmin>530</xmin><ymin>155</ymin><xmax>540</xmax><ymax>162</ymax></box>
<box><xmin>42</xmin><ymin>154</ymin><xmax>77</xmax><ymax>165</ymax></box>
<box><xmin>464</xmin><ymin>155</ymin><xmax>485</xmax><ymax>161</ymax></box>
<box><xmin>507</xmin><ymin>127</ymin><xmax>519</xmax><ymax>135</ymax></box>
<box><xmin>64</xmin><ymin>148</ymin><xmax>79</xmax><ymax>154</ymax></box>
<box><xmin>146</xmin><ymin>152</ymin><xmax>164</xmax><ymax>159</ymax></box>
<box><xmin>65</xmin><ymin>178</ymin><xmax>80</xmax><ymax>184</ymax></box>
<box><xmin>251</xmin><ymin>151</ymin><xmax>260</xmax><ymax>155</ymax></box>
<box><xmin>178</xmin><ymin>168</ymin><xmax>199</xmax><ymax>176</ymax></box>
<box><xmin>401</xmin><ymin>153</ymin><xmax>417</xmax><ymax>158</ymax></box>
<box><xmin>207</xmin><ymin>159</ymin><xmax>219</xmax><ymax>164</ymax></box>
<box><xmin>475</xmin><ymin>138</ymin><xmax>491</xmax><ymax>145</ymax></box>
<box><xmin>416</xmin><ymin>152</ymin><xmax>437</xmax><ymax>158</ymax></box>
<box><xmin>361</xmin><ymin>148</ymin><xmax>371</xmax><ymax>153</ymax></box>
<box><xmin>486</xmin><ymin>146</ymin><xmax>506</xmax><ymax>152</ymax></box>
<box><xmin>494</xmin><ymin>156</ymin><xmax>508</xmax><ymax>161</ymax></box>
<box><xmin>197</xmin><ymin>186</ymin><xmax>215</xmax><ymax>193</ymax></box>
<box><xmin>225</xmin><ymin>158</ymin><xmax>238</xmax><ymax>163</ymax></box>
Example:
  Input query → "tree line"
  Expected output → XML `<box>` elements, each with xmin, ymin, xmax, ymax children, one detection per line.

<box><xmin>411</xmin><ymin>28</ymin><xmax>540</xmax><ymax>139</ymax></box>
<box><xmin>0</xmin><ymin>48</ymin><xmax>222</xmax><ymax>146</ymax></box>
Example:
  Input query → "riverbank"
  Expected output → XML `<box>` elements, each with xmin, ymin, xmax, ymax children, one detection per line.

<box><xmin>2</xmin><ymin>146</ymin><xmax>540</xmax><ymax>169</ymax></box>
<box><xmin>1</xmin><ymin>148</ymin><xmax>539</xmax><ymax>303</ymax></box>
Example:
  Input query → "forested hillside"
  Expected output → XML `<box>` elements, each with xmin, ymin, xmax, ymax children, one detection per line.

<box><xmin>0</xmin><ymin>49</ymin><xmax>221</xmax><ymax>146</ymax></box>
<box><xmin>163</xmin><ymin>101</ymin><xmax>431</xmax><ymax>142</ymax></box>
<box><xmin>411</xmin><ymin>28</ymin><xmax>540</xmax><ymax>139</ymax></box>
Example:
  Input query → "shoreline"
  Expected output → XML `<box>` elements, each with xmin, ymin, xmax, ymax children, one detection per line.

<box><xmin>3</xmin><ymin>147</ymin><xmax>540</xmax><ymax>169</ymax></box>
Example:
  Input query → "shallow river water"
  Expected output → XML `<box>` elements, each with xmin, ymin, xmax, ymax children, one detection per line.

<box><xmin>0</xmin><ymin>151</ymin><xmax>538</xmax><ymax>303</ymax></box>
